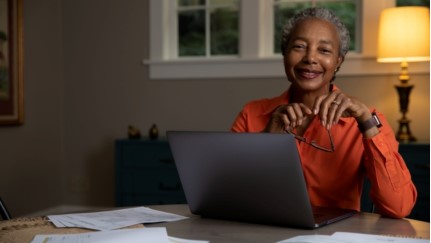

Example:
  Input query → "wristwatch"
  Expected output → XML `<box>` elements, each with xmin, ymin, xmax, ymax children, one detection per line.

<box><xmin>358</xmin><ymin>112</ymin><xmax>382</xmax><ymax>133</ymax></box>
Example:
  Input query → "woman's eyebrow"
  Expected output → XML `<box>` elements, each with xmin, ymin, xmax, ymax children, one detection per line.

<box><xmin>291</xmin><ymin>36</ymin><xmax>335</xmax><ymax>44</ymax></box>
<box><xmin>319</xmin><ymin>39</ymin><xmax>335</xmax><ymax>45</ymax></box>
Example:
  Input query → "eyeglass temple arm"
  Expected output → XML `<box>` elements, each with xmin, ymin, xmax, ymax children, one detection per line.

<box><xmin>293</xmin><ymin>134</ymin><xmax>307</xmax><ymax>142</ymax></box>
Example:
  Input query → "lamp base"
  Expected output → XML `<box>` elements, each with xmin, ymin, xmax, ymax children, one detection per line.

<box><xmin>396</xmin><ymin>117</ymin><xmax>416</xmax><ymax>142</ymax></box>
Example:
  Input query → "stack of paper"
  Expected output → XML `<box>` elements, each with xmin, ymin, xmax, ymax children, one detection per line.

<box><xmin>48</xmin><ymin>207</ymin><xmax>188</xmax><ymax>231</ymax></box>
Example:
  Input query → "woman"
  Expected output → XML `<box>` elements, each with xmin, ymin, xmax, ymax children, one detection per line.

<box><xmin>231</xmin><ymin>7</ymin><xmax>416</xmax><ymax>218</ymax></box>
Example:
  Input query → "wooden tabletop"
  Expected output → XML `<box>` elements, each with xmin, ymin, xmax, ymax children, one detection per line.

<box><xmin>147</xmin><ymin>204</ymin><xmax>430</xmax><ymax>243</ymax></box>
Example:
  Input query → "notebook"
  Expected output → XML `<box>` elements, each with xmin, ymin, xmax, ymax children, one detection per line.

<box><xmin>166</xmin><ymin>131</ymin><xmax>356</xmax><ymax>229</ymax></box>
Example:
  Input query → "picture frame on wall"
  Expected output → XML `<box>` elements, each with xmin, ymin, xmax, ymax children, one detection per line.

<box><xmin>0</xmin><ymin>0</ymin><xmax>23</xmax><ymax>125</ymax></box>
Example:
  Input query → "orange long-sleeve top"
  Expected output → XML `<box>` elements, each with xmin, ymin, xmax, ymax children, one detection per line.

<box><xmin>231</xmin><ymin>86</ymin><xmax>417</xmax><ymax>218</ymax></box>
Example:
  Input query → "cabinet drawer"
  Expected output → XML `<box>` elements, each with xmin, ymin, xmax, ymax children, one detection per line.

<box><xmin>115</xmin><ymin>139</ymin><xmax>187</xmax><ymax>207</ymax></box>
<box><xmin>399</xmin><ymin>144</ymin><xmax>430</xmax><ymax>177</ymax></box>
<box><xmin>119</xmin><ymin>194</ymin><xmax>187</xmax><ymax>206</ymax></box>
<box><xmin>116</xmin><ymin>141</ymin><xmax>175</xmax><ymax>168</ymax></box>
<box><xmin>119</xmin><ymin>169</ymin><xmax>183</xmax><ymax>195</ymax></box>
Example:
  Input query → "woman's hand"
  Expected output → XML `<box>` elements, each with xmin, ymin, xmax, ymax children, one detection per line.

<box><xmin>263</xmin><ymin>103</ymin><xmax>313</xmax><ymax>133</ymax></box>
<box><xmin>313</xmin><ymin>91</ymin><xmax>379</xmax><ymax>137</ymax></box>
<box><xmin>264</xmin><ymin>90</ymin><xmax>379</xmax><ymax>138</ymax></box>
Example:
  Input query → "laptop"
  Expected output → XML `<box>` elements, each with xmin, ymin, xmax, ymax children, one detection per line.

<box><xmin>167</xmin><ymin>131</ymin><xmax>356</xmax><ymax>229</ymax></box>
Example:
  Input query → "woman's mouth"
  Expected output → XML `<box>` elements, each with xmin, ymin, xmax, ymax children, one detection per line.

<box><xmin>297</xmin><ymin>69</ymin><xmax>322</xmax><ymax>79</ymax></box>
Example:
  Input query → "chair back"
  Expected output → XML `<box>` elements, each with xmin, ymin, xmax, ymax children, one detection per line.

<box><xmin>0</xmin><ymin>197</ymin><xmax>11</xmax><ymax>220</ymax></box>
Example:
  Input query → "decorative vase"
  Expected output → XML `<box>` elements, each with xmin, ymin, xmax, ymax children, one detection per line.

<box><xmin>149</xmin><ymin>124</ymin><xmax>159</xmax><ymax>140</ymax></box>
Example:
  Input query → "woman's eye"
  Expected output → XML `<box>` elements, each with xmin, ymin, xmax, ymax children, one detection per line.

<box><xmin>292</xmin><ymin>44</ymin><xmax>305</xmax><ymax>49</ymax></box>
<box><xmin>319</xmin><ymin>47</ymin><xmax>332</xmax><ymax>54</ymax></box>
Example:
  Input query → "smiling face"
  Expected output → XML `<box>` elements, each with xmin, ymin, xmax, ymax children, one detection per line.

<box><xmin>283</xmin><ymin>17</ymin><xmax>343</xmax><ymax>96</ymax></box>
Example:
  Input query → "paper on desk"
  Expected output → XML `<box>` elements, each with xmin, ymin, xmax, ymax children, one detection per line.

<box><xmin>277</xmin><ymin>232</ymin><xmax>429</xmax><ymax>243</ymax></box>
<box><xmin>48</xmin><ymin>207</ymin><xmax>188</xmax><ymax>231</ymax></box>
<box><xmin>31</xmin><ymin>227</ymin><xmax>209</xmax><ymax>243</ymax></box>
<box><xmin>331</xmin><ymin>232</ymin><xmax>429</xmax><ymax>243</ymax></box>
<box><xmin>276</xmin><ymin>235</ymin><xmax>349</xmax><ymax>243</ymax></box>
<box><xmin>168</xmin><ymin>236</ymin><xmax>209</xmax><ymax>243</ymax></box>
<box><xmin>31</xmin><ymin>228</ymin><xmax>171</xmax><ymax>243</ymax></box>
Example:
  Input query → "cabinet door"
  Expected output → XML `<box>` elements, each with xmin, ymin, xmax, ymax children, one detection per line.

<box><xmin>115</xmin><ymin>139</ymin><xmax>187</xmax><ymax>206</ymax></box>
<box><xmin>399</xmin><ymin>143</ymin><xmax>430</xmax><ymax>222</ymax></box>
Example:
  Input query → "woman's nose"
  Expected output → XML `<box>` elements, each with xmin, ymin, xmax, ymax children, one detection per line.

<box><xmin>302</xmin><ymin>50</ymin><xmax>317</xmax><ymax>64</ymax></box>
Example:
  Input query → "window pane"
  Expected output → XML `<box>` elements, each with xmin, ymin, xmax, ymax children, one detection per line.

<box><xmin>210</xmin><ymin>7</ymin><xmax>239</xmax><ymax>55</ymax></box>
<box><xmin>273</xmin><ymin>0</ymin><xmax>357</xmax><ymax>54</ymax></box>
<box><xmin>273</xmin><ymin>2</ymin><xmax>313</xmax><ymax>54</ymax></box>
<box><xmin>178</xmin><ymin>10</ymin><xmax>206</xmax><ymax>56</ymax></box>
<box><xmin>316</xmin><ymin>1</ymin><xmax>356</xmax><ymax>51</ymax></box>
<box><xmin>178</xmin><ymin>0</ymin><xmax>205</xmax><ymax>7</ymax></box>
<box><xmin>178</xmin><ymin>0</ymin><xmax>239</xmax><ymax>57</ymax></box>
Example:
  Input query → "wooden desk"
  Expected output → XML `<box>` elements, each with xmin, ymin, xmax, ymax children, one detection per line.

<box><xmin>147</xmin><ymin>204</ymin><xmax>430</xmax><ymax>243</ymax></box>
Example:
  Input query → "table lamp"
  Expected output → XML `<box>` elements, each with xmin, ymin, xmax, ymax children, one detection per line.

<box><xmin>377</xmin><ymin>6</ymin><xmax>430</xmax><ymax>142</ymax></box>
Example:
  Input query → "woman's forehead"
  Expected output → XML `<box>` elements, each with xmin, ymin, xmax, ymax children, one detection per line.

<box><xmin>290</xmin><ymin>18</ymin><xmax>340</xmax><ymax>44</ymax></box>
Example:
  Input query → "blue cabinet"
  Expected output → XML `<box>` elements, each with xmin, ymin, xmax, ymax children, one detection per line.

<box><xmin>399</xmin><ymin>143</ymin><xmax>430</xmax><ymax>221</ymax></box>
<box><xmin>115</xmin><ymin>139</ymin><xmax>186</xmax><ymax>206</ymax></box>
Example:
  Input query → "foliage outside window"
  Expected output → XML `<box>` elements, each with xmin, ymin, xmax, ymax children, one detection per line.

<box><xmin>177</xmin><ymin>0</ymin><xmax>239</xmax><ymax>57</ymax></box>
<box><xmin>396</xmin><ymin>0</ymin><xmax>429</xmax><ymax>6</ymax></box>
<box><xmin>273</xmin><ymin>0</ymin><xmax>357</xmax><ymax>54</ymax></box>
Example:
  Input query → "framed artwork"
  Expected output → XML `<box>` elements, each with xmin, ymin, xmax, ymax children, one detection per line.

<box><xmin>0</xmin><ymin>0</ymin><xmax>23</xmax><ymax>125</ymax></box>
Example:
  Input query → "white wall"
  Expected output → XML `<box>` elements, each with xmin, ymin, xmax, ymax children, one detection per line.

<box><xmin>0</xmin><ymin>0</ymin><xmax>428</xmax><ymax>217</ymax></box>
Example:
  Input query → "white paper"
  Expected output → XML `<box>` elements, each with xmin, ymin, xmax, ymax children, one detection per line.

<box><xmin>331</xmin><ymin>232</ymin><xmax>430</xmax><ymax>243</ymax></box>
<box><xmin>30</xmin><ymin>228</ymin><xmax>209</xmax><ymax>243</ymax></box>
<box><xmin>31</xmin><ymin>227</ymin><xmax>171</xmax><ymax>243</ymax></box>
<box><xmin>277</xmin><ymin>235</ymin><xmax>350</xmax><ymax>243</ymax></box>
<box><xmin>168</xmin><ymin>236</ymin><xmax>210</xmax><ymax>243</ymax></box>
<box><xmin>278</xmin><ymin>232</ymin><xmax>429</xmax><ymax>243</ymax></box>
<box><xmin>48</xmin><ymin>207</ymin><xmax>188</xmax><ymax>231</ymax></box>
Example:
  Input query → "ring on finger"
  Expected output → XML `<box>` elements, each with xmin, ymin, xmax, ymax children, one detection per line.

<box><xmin>331</xmin><ymin>100</ymin><xmax>341</xmax><ymax>106</ymax></box>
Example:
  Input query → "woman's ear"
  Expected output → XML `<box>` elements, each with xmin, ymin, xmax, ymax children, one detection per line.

<box><xmin>336</xmin><ymin>56</ymin><xmax>344</xmax><ymax>72</ymax></box>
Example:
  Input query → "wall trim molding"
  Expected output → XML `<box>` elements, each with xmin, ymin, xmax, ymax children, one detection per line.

<box><xmin>144</xmin><ymin>56</ymin><xmax>430</xmax><ymax>80</ymax></box>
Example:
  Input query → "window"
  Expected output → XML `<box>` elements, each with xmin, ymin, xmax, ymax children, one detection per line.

<box><xmin>177</xmin><ymin>0</ymin><xmax>240</xmax><ymax>57</ymax></box>
<box><xmin>146</xmin><ymin>0</ymin><xmax>428</xmax><ymax>79</ymax></box>
<box><xmin>273</xmin><ymin>0</ymin><xmax>358</xmax><ymax>53</ymax></box>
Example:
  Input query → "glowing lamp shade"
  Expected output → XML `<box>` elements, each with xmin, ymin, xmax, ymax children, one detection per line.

<box><xmin>376</xmin><ymin>6</ymin><xmax>430</xmax><ymax>142</ymax></box>
<box><xmin>377</xmin><ymin>6</ymin><xmax>430</xmax><ymax>63</ymax></box>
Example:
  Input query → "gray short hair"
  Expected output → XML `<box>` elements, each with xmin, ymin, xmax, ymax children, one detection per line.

<box><xmin>281</xmin><ymin>7</ymin><xmax>350</xmax><ymax>58</ymax></box>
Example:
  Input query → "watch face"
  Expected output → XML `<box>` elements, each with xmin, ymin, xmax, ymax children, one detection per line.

<box><xmin>359</xmin><ymin>113</ymin><xmax>382</xmax><ymax>133</ymax></box>
<box><xmin>372</xmin><ymin>113</ymin><xmax>382</xmax><ymax>127</ymax></box>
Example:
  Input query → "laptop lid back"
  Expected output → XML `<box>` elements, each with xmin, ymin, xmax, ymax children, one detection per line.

<box><xmin>167</xmin><ymin>131</ymin><xmax>317</xmax><ymax>228</ymax></box>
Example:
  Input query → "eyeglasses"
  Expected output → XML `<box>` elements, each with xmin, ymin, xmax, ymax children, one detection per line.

<box><xmin>286</xmin><ymin>128</ymin><xmax>335</xmax><ymax>153</ymax></box>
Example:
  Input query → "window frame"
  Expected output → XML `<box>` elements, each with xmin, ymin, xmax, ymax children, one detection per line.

<box><xmin>145</xmin><ymin>0</ymin><xmax>429</xmax><ymax>79</ymax></box>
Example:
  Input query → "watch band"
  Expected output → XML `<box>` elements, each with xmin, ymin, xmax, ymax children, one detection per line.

<box><xmin>358</xmin><ymin>112</ymin><xmax>382</xmax><ymax>133</ymax></box>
